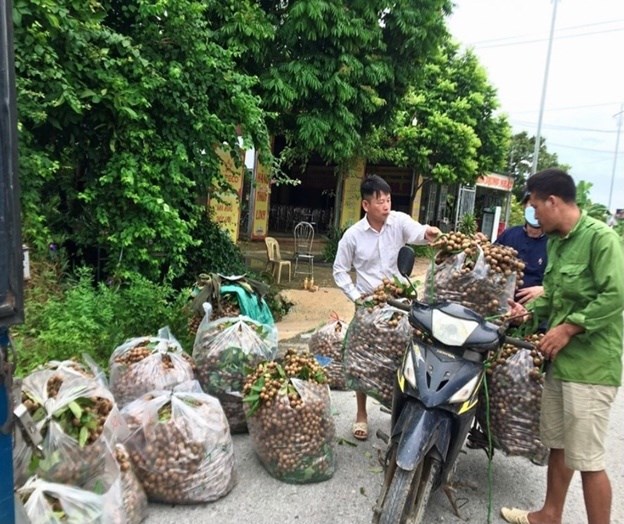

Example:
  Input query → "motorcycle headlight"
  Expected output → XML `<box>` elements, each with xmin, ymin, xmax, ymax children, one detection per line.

<box><xmin>402</xmin><ymin>343</ymin><xmax>422</xmax><ymax>389</ymax></box>
<box><xmin>448</xmin><ymin>375</ymin><xmax>480</xmax><ymax>404</ymax></box>
<box><xmin>431</xmin><ymin>309</ymin><xmax>478</xmax><ymax>346</ymax></box>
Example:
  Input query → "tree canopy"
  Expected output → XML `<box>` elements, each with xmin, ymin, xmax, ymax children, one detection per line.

<box><xmin>15</xmin><ymin>0</ymin><xmax>517</xmax><ymax>282</ymax></box>
<box><xmin>506</xmin><ymin>131</ymin><xmax>570</xmax><ymax>201</ymax></box>
<box><xmin>253</xmin><ymin>0</ymin><xmax>453</xmax><ymax>166</ymax></box>
<box><xmin>16</xmin><ymin>0</ymin><xmax>270</xmax><ymax>279</ymax></box>
<box><xmin>368</xmin><ymin>41</ymin><xmax>511</xmax><ymax>187</ymax></box>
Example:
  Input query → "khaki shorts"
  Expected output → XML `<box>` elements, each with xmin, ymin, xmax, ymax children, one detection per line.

<box><xmin>540</xmin><ymin>373</ymin><xmax>618</xmax><ymax>471</ymax></box>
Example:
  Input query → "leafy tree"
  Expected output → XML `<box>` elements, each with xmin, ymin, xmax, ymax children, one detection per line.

<box><xmin>507</xmin><ymin>131</ymin><xmax>570</xmax><ymax>201</ymax></box>
<box><xmin>253</xmin><ymin>0</ymin><xmax>453</xmax><ymax>165</ymax></box>
<box><xmin>576</xmin><ymin>180</ymin><xmax>609</xmax><ymax>221</ymax></box>
<box><xmin>15</xmin><ymin>0</ymin><xmax>271</xmax><ymax>280</ymax></box>
<box><xmin>369</xmin><ymin>42</ymin><xmax>510</xmax><ymax>187</ymax></box>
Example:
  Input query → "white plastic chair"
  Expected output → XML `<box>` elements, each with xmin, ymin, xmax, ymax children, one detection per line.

<box><xmin>264</xmin><ymin>237</ymin><xmax>291</xmax><ymax>284</ymax></box>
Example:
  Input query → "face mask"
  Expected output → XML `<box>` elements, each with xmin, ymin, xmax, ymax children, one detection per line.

<box><xmin>524</xmin><ymin>206</ymin><xmax>540</xmax><ymax>228</ymax></box>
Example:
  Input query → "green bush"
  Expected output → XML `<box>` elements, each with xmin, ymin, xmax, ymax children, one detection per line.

<box><xmin>174</xmin><ymin>212</ymin><xmax>247</xmax><ymax>288</ymax></box>
<box><xmin>322</xmin><ymin>224</ymin><xmax>348</xmax><ymax>263</ymax></box>
<box><xmin>12</xmin><ymin>266</ymin><xmax>192</xmax><ymax>377</ymax></box>
<box><xmin>458</xmin><ymin>213</ymin><xmax>477</xmax><ymax>236</ymax></box>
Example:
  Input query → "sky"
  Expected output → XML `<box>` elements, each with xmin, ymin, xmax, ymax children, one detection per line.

<box><xmin>446</xmin><ymin>0</ymin><xmax>624</xmax><ymax>213</ymax></box>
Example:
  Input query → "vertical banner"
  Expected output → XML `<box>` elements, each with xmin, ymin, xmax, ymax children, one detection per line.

<box><xmin>339</xmin><ymin>158</ymin><xmax>365</xmax><ymax>229</ymax></box>
<box><xmin>250</xmin><ymin>156</ymin><xmax>270</xmax><ymax>240</ymax></box>
<box><xmin>209</xmin><ymin>149</ymin><xmax>244</xmax><ymax>242</ymax></box>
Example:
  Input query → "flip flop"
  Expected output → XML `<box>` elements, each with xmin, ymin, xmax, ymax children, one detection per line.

<box><xmin>352</xmin><ymin>421</ymin><xmax>368</xmax><ymax>441</ymax></box>
<box><xmin>500</xmin><ymin>507</ymin><xmax>531</xmax><ymax>524</ymax></box>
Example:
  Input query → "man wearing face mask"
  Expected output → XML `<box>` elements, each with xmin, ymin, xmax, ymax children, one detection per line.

<box><xmin>496</xmin><ymin>192</ymin><xmax>548</xmax><ymax>305</ymax></box>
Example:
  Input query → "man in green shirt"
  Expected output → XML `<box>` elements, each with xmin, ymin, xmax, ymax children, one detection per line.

<box><xmin>501</xmin><ymin>168</ymin><xmax>624</xmax><ymax>524</ymax></box>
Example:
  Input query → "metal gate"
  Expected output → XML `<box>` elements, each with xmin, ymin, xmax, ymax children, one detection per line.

<box><xmin>455</xmin><ymin>186</ymin><xmax>476</xmax><ymax>227</ymax></box>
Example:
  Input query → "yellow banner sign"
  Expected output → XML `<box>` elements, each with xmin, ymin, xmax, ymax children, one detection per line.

<box><xmin>209</xmin><ymin>149</ymin><xmax>244</xmax><ymax>242</ymax></box>
<box><xmin>251</xmin><ymin>158</ymin><xmax>270</xmax><ymax>240</ymax></box>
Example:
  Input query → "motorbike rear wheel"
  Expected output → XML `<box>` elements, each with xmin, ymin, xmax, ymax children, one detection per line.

<box><xmin>378</xmin><ymin>455</ymin><xmax>440</xmax><ymax>524</ymax></box>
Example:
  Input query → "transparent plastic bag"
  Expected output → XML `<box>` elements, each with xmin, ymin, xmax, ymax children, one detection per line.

<box><xmin>17</xmin><ymin>372</ymin><xmax>124</xmax><ymax>486</ymax></box>
<box><xmin>114</xmin><ymin>443</ymin><xmax>148</xmax><ymax>524</ymax></box>
<box><xmin>41</xmin><ymin>354</ymin><xmax>108</xmax><ymax>386</ymax></box>
<box><xmin>17</xmin><ymin>474</ymin><xmax>121</xmax><ymax>524</ymax></box>
<box><xmin>482</xmin><ymin>348</ymin><xmax>548</xmax><ymax>465</ymax></box>
<box><xmin>121</xmin><ymin>380</ymin><xmax>235</xmax><ymax>504</ymax></box>
<box><xmin>425</xmin><ymin>246</ymin><xmax>516</xmax><ymax>317</ymax></box>
<box><xmin>109</xmin><ymin>326</ymin><xmax>195</xmax><ymax>407</ymax></box>
<box><xmin>308</xmin><ymin>315</ymin><xmax>349</xmax><ymax>390</ymax></box>
<box><xmin>192</xmin><ymin>315</ymin><xmax>278</xmax><ymax>432</ymax></box>
<box><xmin>343</xmin><ymin>304</ymin><xmax>411</xmax><ymax>407</ymax></box>
<box><xmin>245</xmin><ymin>378</ymin><xmax>336</xmax><ymax>484</ymax></box>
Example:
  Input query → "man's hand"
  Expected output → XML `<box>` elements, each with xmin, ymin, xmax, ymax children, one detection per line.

<box><xmin>507</xmin><ymin>299</ymin><xmax>531</xmax><ymax>325</ymax></box>
<box><xmin>515</xmin><ymin>286</ymin><xmax>544</xmax><ymax>305</ymax></box>
<box><xmin>538</xmin><ymin>323</ymin><xmax>583</xmax><ymax>361</ymax></box>
<box><xmin>425</xmin><ymin>226</ymin><xmax>442</xmax><ymax>243</ymax></box>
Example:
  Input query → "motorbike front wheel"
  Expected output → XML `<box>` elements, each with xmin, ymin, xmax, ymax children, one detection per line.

<box><xmin>377</xmin><ymin>454</ymin><xmax>440</xmax><ymax>524</ymax></box>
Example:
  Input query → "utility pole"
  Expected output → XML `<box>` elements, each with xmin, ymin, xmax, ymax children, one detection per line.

<box><xmin>532</xmin><ymin>0</ymin><xmax>559</xmax><ymax>175</ymax></box>
<box><xmin>608</xmin><ymin>104</ymin><xmax>623</xmax><ymax>214</ymax></box>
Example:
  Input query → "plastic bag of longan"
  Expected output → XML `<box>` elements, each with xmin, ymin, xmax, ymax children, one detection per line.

<box><xmin>485</xmin><ymin>348</ymin><xmax>549</xmax><ymax>465</ymax></box>
<box><xmin>121</xmin><ymin>380</ymin><xmax>236</xmax><ymax>504</ymax></box>
<box><xmin>308</xmin><ymin>315</ymin><xmax>349</xmax><ymax>390</ymax></box>
<box><xmin>17</xmin><ymin>371</ymin><xmax>125</xmax><ymax>487</ymax></box>
<box><xmin>192</xmin><ymin>314</ymin><xmax>278</xmax><ymax>432</ymax></box>
<box><xmin>114</xmin><ymin>443</ymin><xmax>148</xmax><ymax>524</ymax></box>
<box><xmin>245</xmin><ymin>378</ymin><xmax>336</xmax><ymax>484</ymax></box>
<box><xmin>17</xmin><ymin>476</ymin><xmax>118</xmax><ymax>524</ymax></box>
<box><xmin>109</xmin><ymin>326</ymin><xmax>196</xmax><ymax>407</ymax></box>
<box><xmin>35</xmin><ymin>355</ymin><xmax>109</xmax><ymax>389</ymax></box>
<box><xmin>426</xmin><ymin>245</ymin><xmax>515</xmax><ymax>317</ymax></box>
<box><xmin>343</xmin><ymin>303</ymin><xmax>412</xmax><ymax>408</ymax></box>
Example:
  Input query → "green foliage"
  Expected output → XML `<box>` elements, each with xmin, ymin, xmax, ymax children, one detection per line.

<box><xmin>507</xmin><ymin>132</ymin><xmax>571</xmax><ymax>201</ymax></box>
<box><xmin>13</xmin><ymin>266</ymin><xmax>192</xmax><ymax>377</ymax></box>
<box><xmin>255</xmin><ymin>0</ymin><xmax>452</xmax><ymax>165</ymax></box>
<box><xmin>458</xmin><ymin>213</ymin><xmax>477</xmax><ymax>236</ymax></box>
<box><xmin>576</xmin><ymin>180</ymin><xmax>610</xmax><ymax>221</ymax></box>
<box><xmin>507</xmin><ymin>195</ymin><xmax>525</xmax><ymax>227</ymax></box>
<box><xmin>322</xmin><ymin>224</ymin><xmax>348</xmax><ymax>263</ymax></box>
<box><xmin>371</xmin><ymin>42</ymin><xmax>511</xmax><ymax>187</ymax></box>
<box><xmin>15</xmin><ymin>0</ymin><xmax>271</xmax><ymax>279</ymax></box>
<box><xmin>175</xmin><ymin>212</ymin><xmax>247</xmax><ymax>288</ymax></box>
<box><xmin>410</xmin><ymin>244</ymin><xmax>435</xmax><ymax>259</ymax></box>
<box><xmin>613</xmin><ymin>220</ymin><xmax>624</xmax><ymax>243</ymax></box>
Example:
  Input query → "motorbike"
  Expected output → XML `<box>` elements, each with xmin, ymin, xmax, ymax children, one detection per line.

<box><xmin>372</xmin><ymin>246</ymin><xmax>533</xmax><ymax>524</ymax></box>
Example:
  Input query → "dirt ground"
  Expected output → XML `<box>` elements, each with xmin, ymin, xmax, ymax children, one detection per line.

<box><xmin>273</xmin><ymin>258</ymin><xmax>431</xmax><ymax>340</ymax></box>
<box><xmin>238</xmin><ymin>237</ymin><xmax>431</xmax><ymax>339</ymax></box>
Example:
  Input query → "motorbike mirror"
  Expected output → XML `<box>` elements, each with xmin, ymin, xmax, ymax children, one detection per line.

<box><xmin>397</xmin><ymin>246</ymin><xmax>415</xmax><ymax>278</ymax></box>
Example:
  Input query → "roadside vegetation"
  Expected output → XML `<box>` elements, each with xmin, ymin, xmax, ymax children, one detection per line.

<box><xmin>12</xmin><ymin>0</ymin><xmax>619</xmax><ymax>376</ymax></box>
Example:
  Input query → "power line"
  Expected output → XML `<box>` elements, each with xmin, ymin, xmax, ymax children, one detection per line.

<box><xmin>465</xmin><ymin>19</ymin><xmax>624</xmax><ymax>46</ymax></box>
<box><xmin>512</xmin><ymin>102</ymin><xmax>622</xmax><ymax>115</ymax></box>
<box><xmin>476</xmin><ymin>27</ymin><xmax>624</xmax><ymax>49</ymax></box>
<box><xmin>546</xmin><ymin>141</ymin><xmax>622</xmax><ymax>154</ymax></box>
<box><xmin>464</xmin><ymin>19</ymin><xmax>624</xmax><ymax>48</ymax></box>
<box><xmin>511</xmin><ymin>120</ymin><xmax>618</xmax><ymax>133</ymax></box>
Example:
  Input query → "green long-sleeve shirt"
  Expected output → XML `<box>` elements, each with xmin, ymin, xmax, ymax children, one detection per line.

<box><xmin>528</xmin><ymin>211</ymin><xmax>624</xmax><ymax>386</ymax></box>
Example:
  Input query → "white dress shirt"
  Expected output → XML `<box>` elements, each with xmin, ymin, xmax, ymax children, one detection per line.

<box><xmin>332</xmin><ymin>211</ymin><xmax>428</xmax><ymax>301</ymax></box>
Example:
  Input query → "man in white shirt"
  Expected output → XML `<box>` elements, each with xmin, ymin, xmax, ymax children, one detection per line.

<box><xmin>333</xmin><ymin>174</ymin><xmax>440</xmax><ymax>440</ymax></box>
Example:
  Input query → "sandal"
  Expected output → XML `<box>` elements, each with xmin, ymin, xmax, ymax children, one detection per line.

<box><xmin>352</xmin><ymin>421</ymin><xmax>368</xmax><ymax>441</ymax></box>
<box><xmin>500</xmin><ymin>507</ymin><xmax>531</xmax><ymax>524</ymax></box>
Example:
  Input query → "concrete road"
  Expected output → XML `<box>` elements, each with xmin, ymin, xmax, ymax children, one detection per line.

<box><xmin>145</xmin><ymin>389</ymin><xmax>623</xmax><ymax>524</ymax></box>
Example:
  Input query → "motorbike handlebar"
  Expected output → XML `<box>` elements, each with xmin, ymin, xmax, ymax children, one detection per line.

<box><xmin>386</xmin><ymin>298</ymin><xmax>539</xmax><ymax>352</ymax></box>
<box><xmin>386</xmin><ymin>298</ymin><xmax>412</xmax><ymax>312</ymax></box>
<box><xmin>503</xmin><ymin>335</ymin><xmax>535</xmax><ymax>350</ymax></box>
